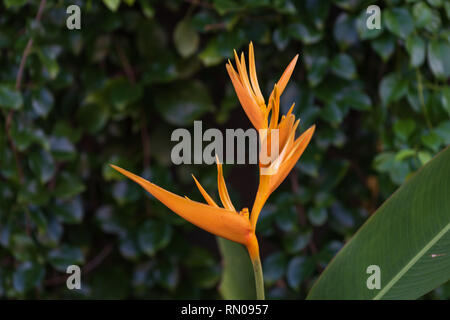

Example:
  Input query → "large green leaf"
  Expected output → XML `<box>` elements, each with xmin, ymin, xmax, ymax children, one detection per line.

<box><xmin>307</xmin><ymin>146</ymin><xmax>450</xmax><ymax>299</ymax></box>
<box><xmin>217</xmin><ymin>238</ymin><xmax>256</xmax><ymax>299</ymax></box>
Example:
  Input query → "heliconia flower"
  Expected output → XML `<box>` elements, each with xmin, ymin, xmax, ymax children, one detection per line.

<box><xmin>227</xmin><ymin>43</ymin><xmax>315</xmax><ymax>230</ymax></box>
<box><xmin>110</xmin><ymin>43</ymin><xmax>314</xmax><ymax>300</ymax></box>
<box><xmin>250</xmin><ymin>86</ymin><xmax>315</xmax><ymax>229</ymax></box>
<box><xmin>226</xmin><ymin>42</ymin><xmax>299</xmax><ymax>131</ymax></box>
<box><xmin>109</xmin><ymin>160</ymin><xmax>260</xmax><ymax>260</ymax></box>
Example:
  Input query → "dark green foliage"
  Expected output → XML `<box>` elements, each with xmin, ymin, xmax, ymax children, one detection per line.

<box><xmin>0</xmin><ymin>0</ymin><xmax>449</xmax><ymax>299</ymax></box>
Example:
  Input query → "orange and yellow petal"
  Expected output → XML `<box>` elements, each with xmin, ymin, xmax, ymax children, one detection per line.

<box><xmin>226</xmin><ymin>63</ymin><xmax>266</xmax><ymax>130</ymax></box>
<box><xmin>251</xmin><ymin>125</ymin><xmax>315</xmax><ymax>228</ymax></box>
<box><xmin>268</xmin><ymin>124</ymin><xmax>315</xmax><ymax>194</ymax></box>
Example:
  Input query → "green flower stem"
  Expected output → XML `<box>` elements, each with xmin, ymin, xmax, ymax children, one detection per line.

<box><xmin>251</xmin><ymin>256</ymin><xmax>265</xmax><ymax>300</ymax></box>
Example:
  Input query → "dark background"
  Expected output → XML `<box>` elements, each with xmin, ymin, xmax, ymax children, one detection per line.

<box><xmin>0</xmin><ymin>0</ymin><xmax>449</xmax><ymax>299</ymax></box>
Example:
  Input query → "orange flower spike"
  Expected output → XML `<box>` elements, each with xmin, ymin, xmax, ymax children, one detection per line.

<box><xmin>226</xmin><ymin>62</ymin><xmax>266</xmax><ymax>130</ymax></box>
<box><xmin>238</xmin><ymin>44</ymin><xmax>315</xmax><ymax>231</ymax></box>
<box><xmin>109</xmin><ymin>165</ymin><xmax>253</xmax><ymax>246</ymax></box>
<box><xmin>248</xmin><ymin>42</ymin><xmax>265</xmax><ymax>108</ymax></box>
<box><xmin>228</xmin><ymin>43</ymin><xmax>299</xmax><ymax>132</ymax></box>
<box><xmin>235</xmin><ymin>50</ymin><xmax>254</xmax><ymax>102</ymax></box>
<box><xmin>250</xmin><ymin>125</ymin><xmax>315</xmax><ymax>229</ymax></box>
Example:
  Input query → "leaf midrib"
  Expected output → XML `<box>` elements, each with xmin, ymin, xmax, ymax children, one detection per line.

<box><xmin>373</xmin><ymin>221</ymin><xmax>450</xmax><ymax>300</ymax></box>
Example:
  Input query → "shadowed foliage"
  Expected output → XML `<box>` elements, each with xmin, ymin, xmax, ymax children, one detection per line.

<box><xmin>0</xmin><ymin>0</ymin><xmax>449</xmax><ymax>299</ymax></box>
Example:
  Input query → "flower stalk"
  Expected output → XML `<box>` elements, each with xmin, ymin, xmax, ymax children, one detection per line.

<box><xmin>251</xmin><ymin>255</ymin><xmax>265</xmax><ymax>300</ymax></box>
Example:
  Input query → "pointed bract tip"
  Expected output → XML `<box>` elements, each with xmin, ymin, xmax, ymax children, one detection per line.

<box><xmin>215</xmin><ymin>154</ymin><xmax>221</xmax><ymax>164</ymax></box>
<box><xmin>110</xmin><ymin>164</ymin><xmax>124</xmax><ymax>174</ymax></box>
<box><xmin>290</xmin><ymin>54</ymin><xmax>299</xmax><ymax>67</ymax></box>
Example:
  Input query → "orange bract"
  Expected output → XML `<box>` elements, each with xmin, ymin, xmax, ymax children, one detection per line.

<box><xmin>226</xmin><ymin>42</ymin><xmax>299</xmax><ymax>131</ymax></box>
<box><xmin>251</xmin><ymin>124</ymin><xmax>315</xmax><ymax>228</ymax></box>
<box><xmin>109</xmin><ymin>164</ymin><xmax>257</xmax><ymax>256</ymax></box>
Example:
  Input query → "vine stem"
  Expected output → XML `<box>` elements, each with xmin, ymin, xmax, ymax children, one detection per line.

<box><xmin>251</xmin><ymin>255</ymin><xmax>265</xmax><ymax>300</ymax></box>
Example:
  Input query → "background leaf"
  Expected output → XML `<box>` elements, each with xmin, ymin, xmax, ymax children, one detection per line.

<box><xmin>218</xmin><ymin>238</ymin><xmax>256</xmax><ymax>299</ymax></box>
<box><xmin>427</xmin><ymin>39</ymin><xmax>450</xmax><ymax>79</ymax></box>
<box><xmin>0</xmin><ymin>85</ymin><xmax>22</xmax><ymax>110</ymax></box>
<box><xmin>1</xmin><ymin>0</ymin><xmax>449</xmax><ymax>300</ymax></box>
<box><xmin>174</xmin><ymin>19</ymin><xmax>199</xmax><ymax>58</ymax></box>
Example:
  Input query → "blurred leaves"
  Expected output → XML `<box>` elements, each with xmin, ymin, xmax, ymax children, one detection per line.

<box><xmin>384</xmin><ymin>7</ymin><xmax>414</xmax><ymax>39</ymax></box>
<box><xmin>428</xmin><ymin>39</ymin><xmax>450</xmax><ymax>79</ymax></box>
<box><xmin>13</xmin><ymin>262</ymin><xmax>45</xmax><ymax>294</ymax></box>
<box><xmin>154</xmin><ymin>81</ymin><xmax>213</xmax><ymax>126</ymax></box>
<box><xmin>174</xmin><ymin>19</ymin><xmax>200</xmax><ymax>58</ymax></box>
<box><xmin>406</xmin><ymin>36</ymin><xmax>425</xmax><ymax>68</ymax></box>
<box><xmin>287</xmin><ymin>256</ymin><xmax>314</xmax><ymax>291</ymax></box>
<box><xmin>48</xmin><ymin>245</ymin><xmax>84</xmax><ymax>272</ymax></box>
<box><xmin>0</xmin><ymin>0</ymin><xmax>449</xmax><ymax>300</ymax></box>
<box><xmin>379</xmin><ymin>73</ymin><xmax>408</xmax><ymax>106</ymax></box>
<box><xmin>138</xmin><ymin>221</ymin><xmax>172</xmax><ymax>256</ymax></box>
<box><xmin>0</xmin><ymin>85</ymin><xmax>22</xmax><ymax>111</ymax></box>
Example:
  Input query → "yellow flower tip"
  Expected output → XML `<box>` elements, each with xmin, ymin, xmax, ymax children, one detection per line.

<box><xmin>287</xmin><ymin>102</ymin><xmax>295</xmax><ymax>117</ymax></box>
<box><xmin>240</xmin><ymin>207</ymin><xmax>249</xmax><ymax>219</ymax></box>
